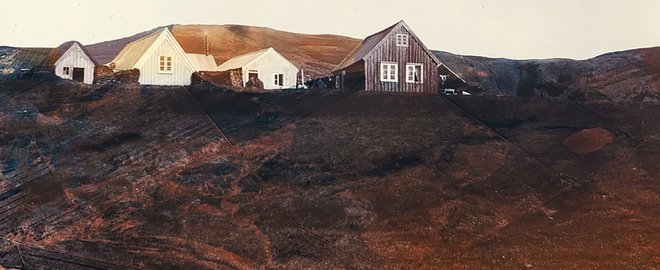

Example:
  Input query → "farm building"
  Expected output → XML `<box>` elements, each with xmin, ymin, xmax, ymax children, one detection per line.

<box><xmin>438</xmin><ymin>63</ymin><xmax>467</xmax><ymax>90</ymax></box>
<box><xmin>332</xmin><ymin>20</ymin><xmax>441</xmax><ymax>93</ymax></box>
<box><xmin>217</xmin><ymin>47</ymin><xmax>299</xmax><ymax>90</ymax></box>
<box><xmin>108</xmin><ymin>27</ymin><xmax>196</xmax><ymax>86</ymax></box>
<box><xmin>54</xmin><ymin>41</ymin><xmax>97</xmax><ymax>84</ymax></box>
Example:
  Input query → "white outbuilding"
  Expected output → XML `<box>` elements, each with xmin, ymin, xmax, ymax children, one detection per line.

<box><xmin>54</xmin><ymin>41</ymin><xmax>97</xmax><ymax>84</ymax></box>
<box><xmin>109</xmin><ymin>28</ymin><xmax>196</xmax><ymax>86</ymax></box>
<box><xmin>217</xmin><ymin>47</ymin><xmax>299</xmax><ymax>90</ymax></box>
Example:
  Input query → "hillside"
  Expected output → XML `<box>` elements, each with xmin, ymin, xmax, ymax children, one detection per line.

<box><xmin>85</xmin><ymin>24</ymin><xmax>361</xmax><ymax>79</ymax></box>
<box><xmin>434</xmin><ymin>46</ymin><xmax>660</xmax><ymax>102</ymax></box>
<box><xmin>0</xmin><ymin>76</ymin><xmax>658</xmax><ymax>269</ymax></box>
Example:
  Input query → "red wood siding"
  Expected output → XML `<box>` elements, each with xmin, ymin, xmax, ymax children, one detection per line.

<box><xmin>364</xmin><ymin>26</ymin><xmax>438</xmax><ymax>93</ymax></box>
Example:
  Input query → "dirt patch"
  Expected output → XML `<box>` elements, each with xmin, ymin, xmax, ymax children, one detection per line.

<box><xmin>563</xmin><ymin>127</ymin><xmax>615</xmax><ymax>154</ymax></box>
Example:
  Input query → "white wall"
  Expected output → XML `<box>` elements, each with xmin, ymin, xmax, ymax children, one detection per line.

<box><xmin>242</xmin><ymin>51</ymin><xmax>299</xmax><ymax>89</ymax></box>
<box><xmin>137</xmin><ymin>38</ymin><xmax>194</xmax><ymax>86</ymax></box>
<box><xmin>54</xmin><ymin>44</ymin><xmax>95</xmax><ymax>84</ymax></box>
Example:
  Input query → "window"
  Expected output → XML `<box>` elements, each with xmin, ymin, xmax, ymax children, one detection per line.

<box><xmin>406</xmin><ymin>64</ymin><xmax>423</xmax><ymax>83</ymax></box>
<box><xmin>63</xmin><ymin>67</ymin><xmax>70</xmax><ymax>75</ymax></box>
<box><xmin>335</xmin><ymin>75</ymin><xmax>341</xmax><ymax>89</ymax></box>
<box><xmin>159</xmin><ymin>56</ymin><xmax>172</xmax><ymax>73</ymax></box>
<box><xmin>273</xmin><ymin>73</ymin><xmax>284</xmax><ymax>87</ymax></box>
<box><xmin>396</xmin><ymin>34</ymin><xmax>409</xmax><ymax>47</ymax></box>
<box><xmin>380</xmin><ymin>62</ymin><xmax>398</xmax><ymax>82</ymax></box>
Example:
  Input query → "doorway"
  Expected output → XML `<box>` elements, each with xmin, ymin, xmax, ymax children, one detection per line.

<box><xmin>246</xmin><ymin>70</ymin><xmax>263</xmax><ymax>89</ymax></box>
<box><xmin>72</xmin><ymin>68</ymin><xmax>84</xmax><ymax>82</ymax></box>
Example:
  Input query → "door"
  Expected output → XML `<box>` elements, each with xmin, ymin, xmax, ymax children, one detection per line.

<box><xmin>246</xmin><ymin>71</ymin><xmax>263</xmax><ymax>89</ymax></box>
<box><xmin>72</xmin><ymin>68</ymin><xmax>84</xmax><ymax>82</ymax></box>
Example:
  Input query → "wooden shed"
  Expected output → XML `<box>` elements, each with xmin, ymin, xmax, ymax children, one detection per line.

<box><xmin>217</xmin><ymin>47</ymin><xmax>299</xmax><ymax>90</ymax></box>
<box><xmin>333</xmin><ymin>20</ymin><xmax>441</xmax><ymax>93</ymax></box>
<box><xmin>54</xmin><ymin>41</ymin><xmax>97</xmax><ymax>84</ymax></box>
<box><xmin>109</xmin><ymin>27</ymin><xmax>196</xmax><ymax>86</ymax></box>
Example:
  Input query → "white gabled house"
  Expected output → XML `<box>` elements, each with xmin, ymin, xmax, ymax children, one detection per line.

<box><xmin>54</xmin><ymin>41</ymin><xmax>97</xmax><ymax>84</ymax></box>
<box><xmin>109</xmin><ymin>28</ymin><xmax>196</xmax><ymax>86</ymax></box>
<box><xmin>217</xmin><ymin>47</ymin><xmax>299</xmax><ymax>89</ymax></box>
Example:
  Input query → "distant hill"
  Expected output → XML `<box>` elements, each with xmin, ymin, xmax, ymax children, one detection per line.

<box><xmin>433</xmin><ymin>47</ymin><xmax>660</xmax><ymax>102</ymax></box>
<box><xmin>85</xmin><ymin>24</ymin><xmax>361</xmax><ymax>79</ymax></box>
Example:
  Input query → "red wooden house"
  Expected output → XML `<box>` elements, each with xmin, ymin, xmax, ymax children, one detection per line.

<box><xmin>333</xmin><ymin>20</ymin><xmax>441</xmax><ymax>93</ymax></box>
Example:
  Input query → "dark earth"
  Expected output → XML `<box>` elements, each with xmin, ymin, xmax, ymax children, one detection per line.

<box><xmin>0</xmin><ymin>73</ymin><xmax>658</xmax><ymax>269</ymax></box>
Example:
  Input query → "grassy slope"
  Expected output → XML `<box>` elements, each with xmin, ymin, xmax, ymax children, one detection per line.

<box><xmin>0</xmin><ymin>78</ymin><xmax>658</xmax><ymax>269</ymax></box>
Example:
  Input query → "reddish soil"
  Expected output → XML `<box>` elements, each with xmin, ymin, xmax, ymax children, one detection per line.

<box><xmin>0</xmin><ymin>77</ymin><xmax>658</xmax><ymax>269</ymax></box>
<box><xmin>562</xmin><ymin>127</ymin><xmax>615</xmax><ymax>154</ymax></box>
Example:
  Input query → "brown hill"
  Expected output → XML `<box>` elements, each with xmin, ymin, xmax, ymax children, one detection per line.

<box><xmin>85</xmin><ymin>24</ymin><xmax>360</xmax><ymax>79</ymax></box>
<box><xmin>0</xmin><ymin>76</ymin><xmax>658</xmax><ymax>268</ymax></box>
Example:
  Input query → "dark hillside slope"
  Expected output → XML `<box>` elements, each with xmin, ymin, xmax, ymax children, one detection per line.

<box><xmin>0</xmin><ymin>79</ymin><xmax>658</xmax><ymax>268</ymax></box>
<box><xmin>434</xmin><ymin>47</ymin><xmax>660</xmax><ymax>102</ymax></box>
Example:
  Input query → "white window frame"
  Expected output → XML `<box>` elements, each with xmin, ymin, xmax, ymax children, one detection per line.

<box><xmin>406</xmin><ymin>63</ymin><xmax>423</xmax><ymax>84</ymax></box>
<box><xmin>63</xmin><ymin>67</ymin><xmax>70</xmax><ymax>76</ymax></box>
<box><xmin>380</xmin><ymin>62</ymin><xmax>398</xmax><ymax>82</ymax></box>
<box><xmin>273</xmin><ymin>73</ymin><xmax>284</xmax><ymax>87</ymax></box>
<box><xmin>396</xmin><ymin>34</ymin><xmax>409</xmax><ymax>47</ymax></box>
<box><xmin>158</xmin><ymin>56</ymin><xmax>173</xmax><ymax>74</ymax></box>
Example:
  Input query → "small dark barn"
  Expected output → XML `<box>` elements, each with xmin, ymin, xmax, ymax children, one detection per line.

<box><xmin>332</xmin><ymin>20</ymin><xmax>442</xmax><ymax>93</ymax></box>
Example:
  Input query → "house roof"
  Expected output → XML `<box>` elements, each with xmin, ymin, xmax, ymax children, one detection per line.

<box><xmin>186</xmin><ymin>53</ymin><xmax>217</xmax><ymax>71</ymax></box>
<box><xmin>54</xmin><ymin>41</ymin><xmax>98</xmax><ymax>66</ymax></box>
<box><xmin>438</xmin><ymin>63</ymin><xmax>466</xmax><ymax>83</ymax></box>
<box><xmin>109</xmin><ymin>27</ymin><xmax>196</xmax><ymax>73</ymax></box>
<box><xmin>334</xmin><ymin>22</ymin><xmax>399</xmax><ymax>72</ymax></box>
<box><xmin>217</xmin><ymin>48</ymin><xmax>272</xmax><ymax>71</ymax></box>
<box><xmin>0</xmin><ymin>47</ymin><xmax>60</xmax><ymax>73</ymax></box>
<box><xmin>110</xmin><ymin>29</ymin><xmax>163</xmax><ymax>70</ymax></box>
<box><xmin>333</xmin><ymin>20</ymin><xmax>441</xmax><ymax>72</ymax></box>
<box><xmin>216</xmin><ymin>47</ymin><xmax>298</xmax><ymax>72</ymax></box>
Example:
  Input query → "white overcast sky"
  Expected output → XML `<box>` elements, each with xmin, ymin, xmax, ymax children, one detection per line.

<box><xmin>1</xmin><ymin>0</ymin><xmax>659</xmax><ymax>60</ymax></box>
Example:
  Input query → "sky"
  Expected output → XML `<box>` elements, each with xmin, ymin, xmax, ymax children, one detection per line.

<box><xmin>1</xmin><ymin>0</ymin><xmax>659</xmax><ymax>60</ymax></box>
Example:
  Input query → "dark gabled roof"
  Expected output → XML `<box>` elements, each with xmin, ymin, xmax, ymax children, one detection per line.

<box><xmin>5</xmin><ymin>47</ymin><xmax>60</xmax><ymax>71</ymax></box>
<box><xmin>333</xmin><ymin>20</ymin><xmax>441</xmax><ymax>72</ymax></box>
<box><xmin>438</xmin><ymin>63</ymin><xmax>466</xmax><ymax>83</ymax></box>
<box><xmin>333</xmin><ymin>22</ymin><xmax>399</xmax><ymax>72</ymax></box>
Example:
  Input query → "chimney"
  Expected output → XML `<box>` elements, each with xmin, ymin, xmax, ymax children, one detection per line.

<box><xmin>205</xmin><ymin>33</ymin><xmax>209</xmax><ymax>56</ymax></box>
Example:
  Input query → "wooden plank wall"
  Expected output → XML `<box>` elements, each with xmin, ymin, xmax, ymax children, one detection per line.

<box><xmin>364</xmin><ymin>26</ymin><xmax>438</xmax><ymax>93</ymax></box>
<box><xmin>54</xmin><ymin>45</ymin><xmax>95</xmax><ymax>84</ymax></box>
<box><xmin>137</xmin><ymin>39</ymin><xmax>194</xmax><ymax>86</ymax></box>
